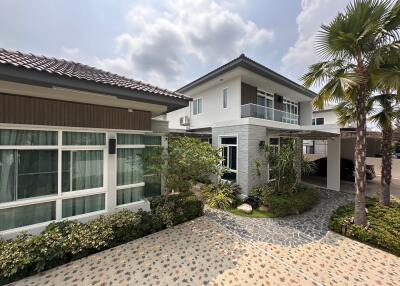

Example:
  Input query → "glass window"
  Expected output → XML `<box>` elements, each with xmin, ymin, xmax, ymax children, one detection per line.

<box><xmin>63</xmin><ymin>132</ymin><xmax>105</xmax><ymax>146</ymax></box>
<box><xmin>62</xmin><ymin>193</ymin><xmax>105</xmax><ymax>218</ymax></box>
<box><xmin>0</xmin><ymin>201</ymin><xmax>56</xmax><ymax>231</ymax></box>
<box><xmin>144</xmin><ymin>135</ymin><xmax>161</xmax><ymax>146</ymax></box>
<box><xmin>144</xmin><ymin>175</ymin><xmax>161</xmax><ymax>198</ymax></box>
<box><xmin>316</xmin><ymin>118</ymin><xmax>325</xmax><ymax>125</ymax></box>
<box><xmin>117</xmin><ymin>186</ymin><xmax>144</xmax><ymax>205</ymax></box>
<box><xmin>0</xmin><ymin>129</ymin><xmax>57</xmax><ymax>145</ymax></box>
<box><xmin>117</xmin><ymin>149</ymin><xmax>143</xmax><ymax>186</ymax></box>
<box><xmin>220</xmin><ymin>137</ymin><xmax>237</xmax><ymax>182</ymax></box>
<box><xmin>223</xmin><ymin>88</ymin><xmax>228</xmax><ymax>108</ymax></box>
<box><xmin>221</xmin><ymin>137</ymin><xmax>237</xmax><ymax>145</ymax></box>
<box><xmin>62</xmin><ymin>150</ymin><xmax>103</xmax><ymax>192</ymax></box>
<box><xmin>0</xmin><ymin>150</ymin><xmax>58</xmax><ymax>203</ymax></box>
<box><xmin>117</xmin><ymin>134</ymin><xmax>144</xmax><ymax>145</ymax></box>
<box><xmin>193</xmin><ymin>98</ymin><xmax>202</xmax><ymax>115</ymax></box>
<box><xmin>198</xmin><ymin>98</ymin><xmax>203</xmax><ymax>114</ymax></box>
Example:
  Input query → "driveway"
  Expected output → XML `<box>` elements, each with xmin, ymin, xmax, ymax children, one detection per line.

<box><xmin>9</xmin><ymin>190</ymin><xmax>400</xmax><ymax>286</ymax></box>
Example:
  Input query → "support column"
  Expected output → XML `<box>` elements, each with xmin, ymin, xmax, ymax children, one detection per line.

<box><xmin>107</xmin><ymin>132</ymin><xmax>117</xmax><ymax>213</ymax></box>
<box><xmin>327</xmin><ymin>137</ymin><xmax>341</xmax><ymax>191</ymax></box>
<box><xmin>294</xmin><ymin>138</ymin><xmax>303</xmax><ymax>183</ymax></box>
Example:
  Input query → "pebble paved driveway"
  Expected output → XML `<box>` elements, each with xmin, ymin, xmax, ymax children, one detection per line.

<box><xmin>9</xmin><ymin>190</ymin><xmax>400</xmax><ymax>286</ymax></box>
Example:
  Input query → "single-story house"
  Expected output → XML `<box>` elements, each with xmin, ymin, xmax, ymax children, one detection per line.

<box><xmin>0</xmin><ymin>49</ymin><xmax>190</xmax><ymax>237</ymax></box>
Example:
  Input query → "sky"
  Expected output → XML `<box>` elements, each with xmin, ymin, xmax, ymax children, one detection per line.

<box><xmin>0</xmin><ymin>0</ymin><xmax>350</xmax><ymax>91</ymax></box>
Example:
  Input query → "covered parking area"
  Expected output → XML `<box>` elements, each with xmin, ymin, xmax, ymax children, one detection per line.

<box><xmin>276</xmin><ymin>128</ymin><xmax>342</xmax><ymax>191</ymax></box>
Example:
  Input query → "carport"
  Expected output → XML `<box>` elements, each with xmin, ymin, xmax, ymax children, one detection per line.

<box><xmin>276</xmin><ymin>129</ymin><xmax>342</xmax><ymax>191</ymax></box>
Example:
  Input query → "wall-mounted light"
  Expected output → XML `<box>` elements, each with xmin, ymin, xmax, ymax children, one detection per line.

<box><xmin>128</xmin><ymin>108</ymin><xmax>133</xmax><ymax>113</ymax></box>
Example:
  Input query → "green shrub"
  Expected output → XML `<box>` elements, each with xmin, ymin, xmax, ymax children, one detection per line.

<box><xmin>251</xmin><ymin>184</ymin><xmax>319</xmax><ymax>217</ymax></box>
<box><xmin>330</xmin><ymin>198</ymin><xmax>400</xmax><ymax>256</ymax></box>
<box><xmin>202</xmin><ymin>181</ymin><xmax>240</xmax><ymax>209</ymax></box>
<box><xmin>0</xmin><ymin>195</ymin><xmax>203</xmax><ymax>285</ymax></box>
<box><xmin>150</xmin><ymin>193</ymin><xmax>204</xmax><ymax>227</ymax></box>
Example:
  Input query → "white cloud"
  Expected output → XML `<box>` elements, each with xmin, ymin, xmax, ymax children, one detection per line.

<box><xmin>62</xmin><ymin>47</ymin><xmax>80</xmax><ymax>57</ymax></box>
<box><xmin>96</xmin><ymin>0</ymin><xmax>274</xmax><ymax>88</ymax></box>
<box><xmin>280</xmin><ymin>0</ymin><xmax>348</xmax><ymax>83</ymax></box>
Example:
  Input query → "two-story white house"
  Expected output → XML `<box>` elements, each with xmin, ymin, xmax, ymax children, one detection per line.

<box><xmin>167</xmin><ymin>54</ymin><xmax>342</xmax><ymax>195</ymax></box>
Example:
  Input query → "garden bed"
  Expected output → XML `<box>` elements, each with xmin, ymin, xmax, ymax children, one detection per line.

<box><xmin>0</xmin><ymin>194</ymin><xmax>203</xmax><ymax>285</ymax></box>
<box><xmin>227</xmin><ymin>208</ymin><xmax>275</xmax><ymax>218</ymax></box>
<box><xmin>329</xmin><ymin>198</ymin><xmax>400</xmax><ymax>256</ymax></box>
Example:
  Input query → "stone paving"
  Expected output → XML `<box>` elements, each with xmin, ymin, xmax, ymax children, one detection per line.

<box><xmin>8</xmin><ymin>189</ymin><xmax>400</xmax><ymax>286</ymax></box>
<box><xmin>206</xmin><ymin>188</ymin><xmax>354</xmax><ymax>245</ymax></box>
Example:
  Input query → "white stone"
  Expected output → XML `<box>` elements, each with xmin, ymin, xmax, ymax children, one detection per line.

<box><xmin>237</xmin><ymin>203</ymin><xmax>252</xmax><ymax>214</ymax></box>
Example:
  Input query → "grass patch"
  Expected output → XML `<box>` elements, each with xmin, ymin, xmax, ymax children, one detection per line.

<box><xmin>330</xmin><ymin>198</ymin><xmax>400</xmax><ymax>256</ymax></box>
<box><xmin>227</xmin><ymin>208</ymin><xmax>275</xmax><ymax>218</ymax></box>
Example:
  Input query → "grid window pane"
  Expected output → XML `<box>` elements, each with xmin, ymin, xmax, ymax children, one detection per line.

<box><xmin>117</xmin><ymin>134</ymin><xmax>144</xmax><ymax>145</ymax></box>
<box><xmin>17</xmin><ymin>150</ymin><xmax>58</xmax><ymax>199</ymax></box>
<box><xmin>0</xmin><ymin>129</ymin><xmax>57</xmax><ymax>145</ymax></box>
<box><xmin>144</xmin><ymin>136</ymin><xmax>161</xmax><ymax>146</ymax></box>
<box><xmin>117</xmin><ymin>148</ymin><xmax>143</xmax><ymax>186</ymax></box>
<box><xmin>62</xmin><ymin>194</ymin><xmax>105</xmax><ymax>218</ymax></box>
<box><xmin>144</xmin><ymin>175</ymin><xmax>161</xmax><ymax>198</ymax></box>
<box><xmin>193</xmin><ymin>100</ymin><xmax>198</xmax><ymax>115</ymax></box>
<box><xmin>117</xmin><ymin>186</ymin><xmax>144</xmax><ymax>205</ymax></box>
<box><xmin>63</xmin><ymin>132</ymin><xmax>105</xmax><ymax>146</ymax></box>
<box><xmin>223</xmin><ymin>88</ymin><xmax>228</xmax><ymax>108</ymax></box>
<box><xmin>0</xmin><ymin>201</ymin><xmax>56</xmax><ymax>231</ymax></box>
<box><xmin>0</xmin><ymin>150</ymin><xmax>57</xmax><ymax>203</ymax></box>
<box><xmin>62</xmin><ymin>150</ymin><xmax>103</xmax><ymax>192</ymax></box>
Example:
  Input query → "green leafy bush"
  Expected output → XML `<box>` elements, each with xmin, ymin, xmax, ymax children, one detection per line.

<box><xmin>330</xmin><ymin>198</ymin><xmax>400</xmax><ymax>256</ymax></box>
<box><xmin>251</xmin><ymin>184</ymin><xmax>319</xmax><ymax>217</ymax></box>
<box><xmin>0</xmin><ymin>195</ymin><xmax>203</xmax><ymax>285</ymax></box>
<box><xmin>202</xmin><ymin>181</ymin><xmax>240</xmax><ymax>209</ymax></box>
<box><xmin>150</xmin><ymin>193</ymin><xmax>204</xmax><ymax>227</ymax></box>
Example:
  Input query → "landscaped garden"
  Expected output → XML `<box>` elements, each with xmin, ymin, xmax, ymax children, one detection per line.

<box><xmin>330</xmin><ymin>198</ymin><xmax>400</xmax><ymax>256</ymax></box>
<box><xmin>202</xmin><ymin>138</ymin><xmax>320</xmax><ymax>218</ymax></box>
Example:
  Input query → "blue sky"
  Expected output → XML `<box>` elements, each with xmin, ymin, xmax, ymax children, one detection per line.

<box><xmin>0</xmin><ymin>0</ymin><xmax>349</xmax><ymax>90</ymax></box>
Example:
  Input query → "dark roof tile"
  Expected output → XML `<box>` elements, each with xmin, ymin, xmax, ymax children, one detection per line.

<box><xmin>0</xmin><ymin>48</ymin><xmax>188</xmax><ymax>100</ymax></box>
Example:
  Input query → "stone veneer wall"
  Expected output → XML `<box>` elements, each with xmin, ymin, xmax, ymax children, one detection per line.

<box><xmin>212</xmin><ymin>124</ymin><xmax>268</xmax><ymax>196</ymax></box>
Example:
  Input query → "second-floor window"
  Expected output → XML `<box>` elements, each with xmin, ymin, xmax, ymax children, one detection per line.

<box><xmin>223</xmin><ymin>88</ymin><xmax>228</xmax><ymax>108</ymax></box>
<box><xmin>312</xmin><ymin>117</ymin><xmax>324</xmax><ymax>125</ymax></box>
<box><xmin>193</xmin><ymin>98</ymin><xmax>203</xmax><ymax>115</ymax></box>
<box><xmin>283</xmin><ymin>99</ymin><xmax>298</xmax><ymax>124</ymax></box>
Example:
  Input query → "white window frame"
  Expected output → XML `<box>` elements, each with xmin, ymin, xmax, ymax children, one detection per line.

<box><xmin>0</xmin><ymin>125</ymin><xmax>109</xmax><ymax>234</ymax></box>
<box><xmin>192</xmin><ymin>98</ymin><xmax>203</xmax><ymax>115</ymax></box>
<box><xmin>267</xmin><ymin>136</ymin><xmax>280</xmax><ymax>182</ymax></box>
<box><xmin>219</xmin><ymin>135</ymin><xmax>238</xmax><ymax>183</ymax></box>
<box><xmin>283</xmin><ymin>99</ymin><xmax>299</xmax><ymax>124</ymax></box>
<box><xmin>223</xmin><ymin>88</ymin><xmax>228</xmax><ymax>109</ymax></box>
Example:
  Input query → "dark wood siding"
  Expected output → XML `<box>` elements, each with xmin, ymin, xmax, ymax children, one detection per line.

<box><xmin>0</xmin><ymin>93</ymin><xmax>151</xmax><ymax>130</ymax></box>
<box><xmin>241</xmin><ymin>82</ymin><xmax>257</xmax><ymax>105</ymax></box>
<box><xmin>274</xmin><ymin>94</ymin><xmax>284</xmax><ymax>111</ymax></box>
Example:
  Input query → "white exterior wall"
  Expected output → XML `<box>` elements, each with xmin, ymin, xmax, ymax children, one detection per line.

<box><xmin>167</xmin><ymin>77</ymin><xmax>242</xmax><ymax>130</ymax></box>
<box><xmin>312</xmin><ymin>110</ymin><xmax>339</xmax><ymax>125</ymax></box>
<box><xmin>300</xmin><ymin>102</ymin><xmax>313</xmax><ymax>126</ymax></box>
<box><xmin>0</xmin><ymin>122</ymin><xmax>166</xmax><ymax>239</ymax></box>
<box><xmin>327</xmin><ymin>137</ymin><xmax>341</xmax><ymax>191</ymax></box>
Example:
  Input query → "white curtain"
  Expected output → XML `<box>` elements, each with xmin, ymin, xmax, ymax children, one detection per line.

<box><xmin>117</xmin><ymin>148</ymin><xmax>143</xmax><ymax>186</ymax></box>
<box><xmin>0</xmin><ymin>129</ymin><xmax>56</xmax><ymax>145</ymax></box>
<box><xmin>62</xmin><ymin>193</ymin><xmax>105</xmax><ymax>218</ymax></box>
<box><xmin>117</xmin><ymin>186</ymin><xmax>144</xmax><ymax>205</ymax></box>
<box><xmin>0</xmin><ymin>150</ymin><xmax>16</xmax><ymax>203</ymax></box>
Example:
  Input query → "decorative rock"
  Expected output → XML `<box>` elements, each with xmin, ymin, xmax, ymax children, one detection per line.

<box><xmin>237</xmin><ymin>203</ymin><xmax>252</xmax><ymax>214</ymax></box>
<box><xmin>259</xmin><ymin>205</ymin><xmax>269</xmax><ymax>212</ymax></box>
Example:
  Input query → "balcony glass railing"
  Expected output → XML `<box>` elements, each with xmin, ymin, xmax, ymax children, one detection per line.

<box><xmin>241</xmin><ymin>103</ymin><xmax>299</xmax><ymax>125</ymax></box>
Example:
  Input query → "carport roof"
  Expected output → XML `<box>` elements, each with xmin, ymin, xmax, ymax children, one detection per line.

<box><xmin>275</xmin><ymin>129</ymin><xmax>340</xmax><ymax>140</ymax></box>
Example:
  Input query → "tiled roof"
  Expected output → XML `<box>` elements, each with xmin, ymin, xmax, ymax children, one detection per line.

<box><xmin>177</xmin><ymin>53</ymin><xmax>316</xmax><ymax>98</ymax></box>
<box><xmin>0</xmin><ymin>48</ymin><xmax>188</xmax><ymax>100</ymax></box>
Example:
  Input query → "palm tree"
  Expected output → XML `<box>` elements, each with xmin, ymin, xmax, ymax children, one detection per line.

<box><xmin>369</xmin><ymin>93</ymin><xmax>400</xmax><ymax>206</ymax></box>
<box><xmin>302</xmin><ymin>0</ymin><xmax>400</xmax><ymax>225</ymax></box>
<box><xmin>334</xmin><ymin>93</ymin><xmax>400</xmax><ymax>207</ymax></box>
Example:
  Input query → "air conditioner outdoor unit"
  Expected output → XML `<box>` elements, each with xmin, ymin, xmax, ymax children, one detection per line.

<box><xmin>179</xmin><ymin>116</ymin><xmax>190</xmax><ymax>126</ymax></box>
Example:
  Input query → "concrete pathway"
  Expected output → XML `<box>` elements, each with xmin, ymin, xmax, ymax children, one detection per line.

<box><xmin>9</xmin><ymin>190</ymin><xmax>400</xmax><ymax>286</ymax></box>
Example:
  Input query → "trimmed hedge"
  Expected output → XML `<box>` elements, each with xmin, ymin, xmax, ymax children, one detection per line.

<box><xmin>330</xmin><ymin>198</ymin><xmax>400</xmax><ymax>256</ymax></box>
<box><xmin>266</xmin><ymin>185</ymin><xmax>320</xmax><ymax>217</ymax></box>
<box><xmin>0</xmin><ymin>194</ymin><xmax>203</xmax><ymax>285</ymax></box>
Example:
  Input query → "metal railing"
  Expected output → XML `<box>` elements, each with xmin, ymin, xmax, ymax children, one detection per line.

<box><xmin>241</xmin><ymin>103</ymin><xmax>299</xmax><ymax>125</ymax></box>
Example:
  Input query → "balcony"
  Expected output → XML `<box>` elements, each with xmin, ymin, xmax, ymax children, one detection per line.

<box><xmin>241</xmin><ymin>103</ymin><xmax>299</xmax><ymax>125</ymax></box>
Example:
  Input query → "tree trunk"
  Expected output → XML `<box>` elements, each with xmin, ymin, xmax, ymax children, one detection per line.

<box><xmin>294</xmin><ymin>138</ymin><xmax>303</xmax><ymax>184</ymax></box>
<box><xmin>354</xmin><ymin>90</ymin><xmax>368</xmax><ymax>226</ymax></box>
<box><xmin>380</xmin><ymin>127</ymin><xmax>392</xmax><ymax>206</ymax></box>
